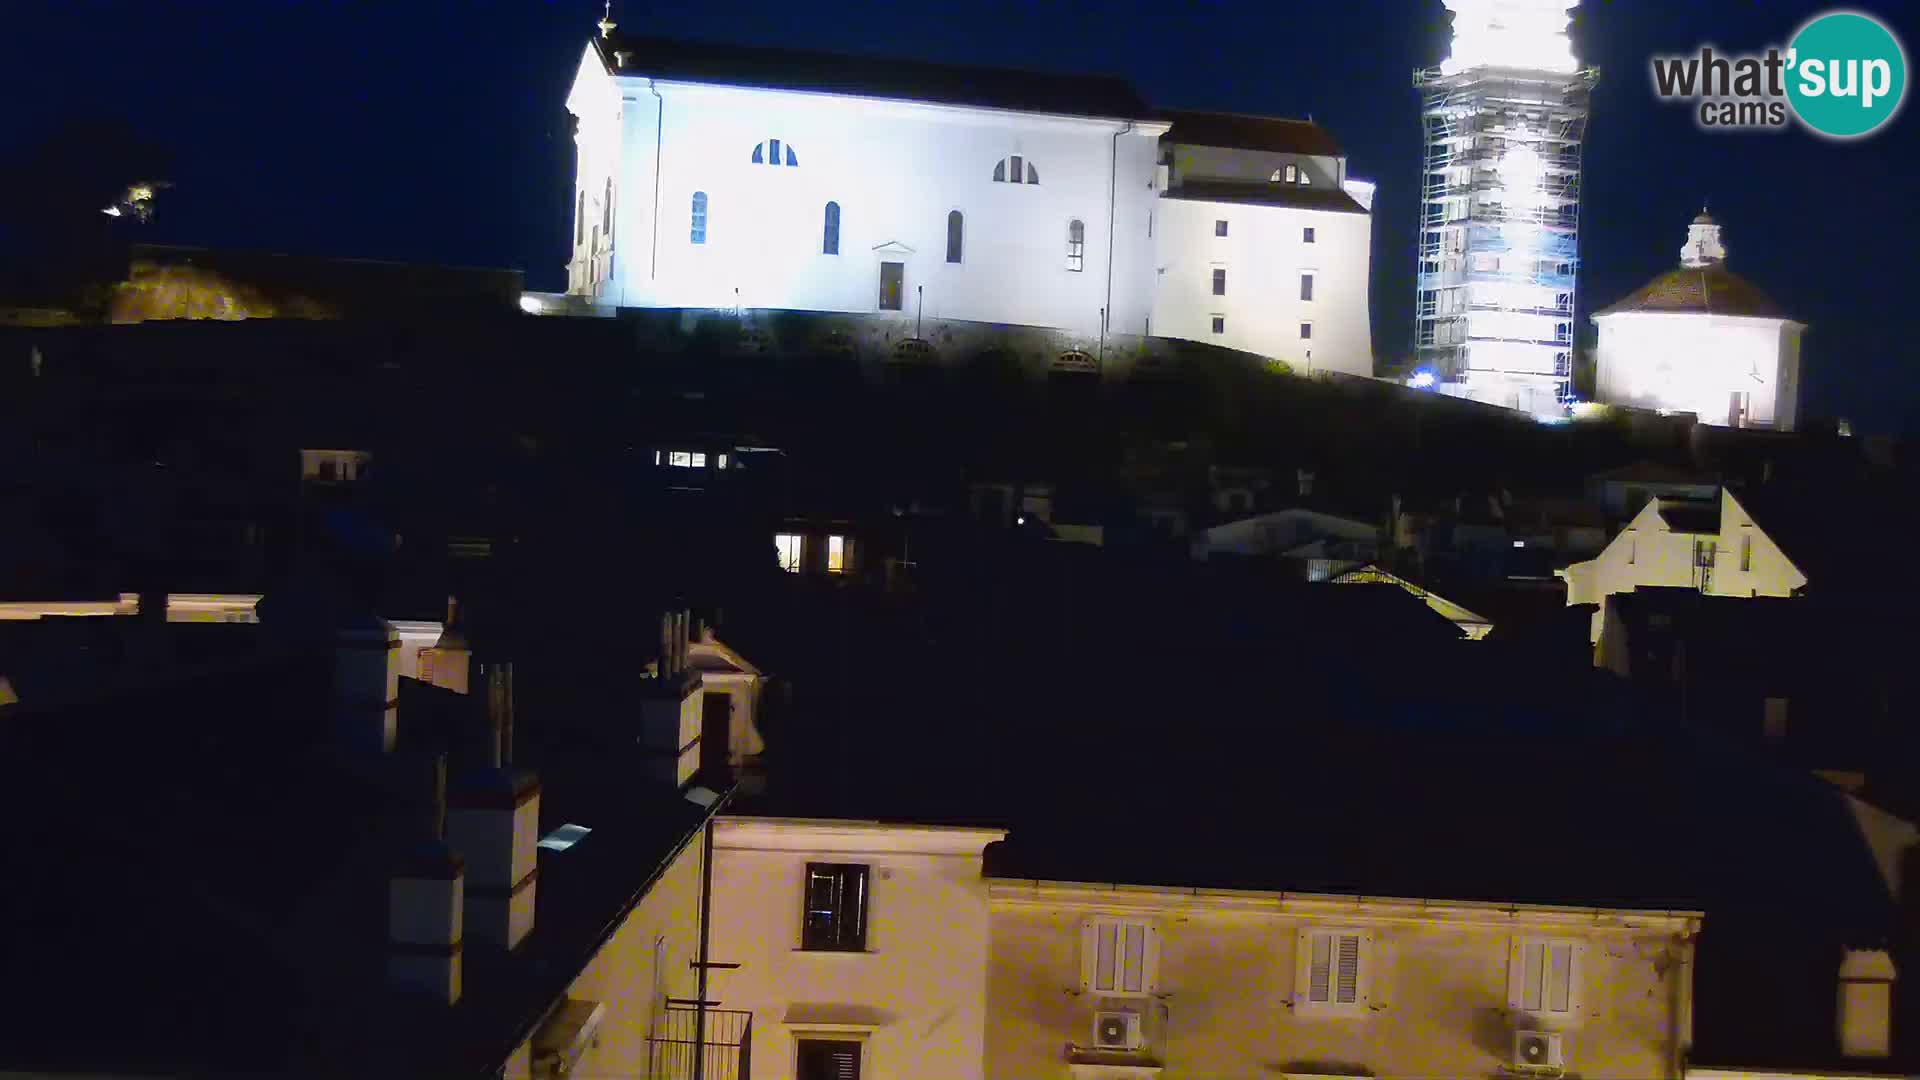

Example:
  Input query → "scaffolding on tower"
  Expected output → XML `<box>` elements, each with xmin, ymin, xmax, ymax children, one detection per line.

<box><xmin>1413</xmin><ymin>1</ymin><xmax>1597</xmax><ymax>416</ymax></box>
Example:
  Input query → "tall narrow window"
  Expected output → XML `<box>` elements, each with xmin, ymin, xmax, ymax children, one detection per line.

<box><xmin>752</xmin><ymin>142</ymin><xmax>763</xmax><ymax>164</ymax></box>
<box><xmin>1299</xmin><ymin>272</ymin><xmax>1315</xmax><ymax>301</ymax></box>
<box><xmin>786</xmin><ymin>144</ymin><xmax>798</xmax><ymax>167</ymax></box>
<box><xmin>1067</xmin><ymin>219</ymin><xmax>1085</xmax><ymax>272</ymax></box>
<box><xmin>769</xmin><ymin>138</ymin><xmax>781</xmax><ymax>165</ymax></box>
<box><xmin>576</xmin><ymin>191</ymin><xmax>586</xmax><ymax>246</ymax></box>
<box><xmin>1010</xmin><ymin>155</ymin><xmax>1023</xmax><ymax>183</ymax></box>
<box><xmin>827</xmin><ymin>535</ymin><xmax>848</xmax><ymax>574</ymax></box>
<box><xmin>1025</xmin><ymin>161</ymin><xmax>1039</xmax><ymax>184</ymax></box>
<box><xmin>1298</xmin><ymin>929</ymin><xmax>1367</xmax><ymax>1013</ymax></box>
<box><xmin>946</xmin><ymin>210</ymin><xmax>964</xmax><ymax>264</ymax></box>
<box><xmin>823</xmin><ymin>201</ymin><xmax>841</xmax><ymax>255</ymax></box>
<box><xmin>993</xmin><ymin>159</ymin><xmax>1006</xmax><ymax>182</ymax></box>
<box><xmin>690</xmin><ymin>191</ymin><xmax>708</xmax><ymax>244</ymax></box>
<box><xmin>603</xmin><ymin>178</ymin><xmax>613</xmax><ymax>238</ymax></box>
<box><xmin>1284</xmin><ymin>164</ymin><xmax>1299</xmax><ymax>184</ymax></box>
<box><xmin>1212</xmin><ymin>268</ymin><xmax>1227</xmax><ymax>296</ymax></box>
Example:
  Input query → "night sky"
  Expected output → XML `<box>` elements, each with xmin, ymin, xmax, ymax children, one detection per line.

<box><xmin>8</xmin><ymin>1</ymin><xmax>1916</xmax><ymax>432</ymax></box>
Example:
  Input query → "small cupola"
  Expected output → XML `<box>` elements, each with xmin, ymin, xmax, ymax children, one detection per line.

<box><xmin>1680</xmin><ymin>208</ymin><xmax>1728</xmax><ymax>269</ymax></box>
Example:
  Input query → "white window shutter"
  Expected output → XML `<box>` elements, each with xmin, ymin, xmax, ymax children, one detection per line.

<box><xmin>1308</xmin><ymin>931</ymin><xmax>1333</xmax><ymax>1003</ymax></box>
<box><xmin>1080</xmin><ymin>921</ymin><xmax>1098</xmax><ymax>992</ymax></box>
<box><xmin>1334</xmin><ymin>933</ymin><xmax>1362</xmax><ymax>1004</ymax></box>
<box><xmin>1507</xmin><ymin>939</ymin><xmax>1530</xmax><ymax>1011</ymax></box>
<box><xmin>1545</xmin><ymin>943</ymin><xmax>1574</xmax><ymax>1013</ymax></box>
<box><xmin>1142</xmin><ymin>924</ymin><xmax>1162</xmax><ymax>995</ymax></box>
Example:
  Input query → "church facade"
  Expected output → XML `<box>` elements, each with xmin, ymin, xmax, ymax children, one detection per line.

<box><xmin>564</xmin><ymin>32</ymin><xmax>1375</xmax><ymax>377</ymax></box>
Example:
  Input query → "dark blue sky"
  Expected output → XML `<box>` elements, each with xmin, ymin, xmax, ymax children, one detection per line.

<box><xmin>8</xmin><ymin>1</ymin><xmax>1915</xmax><ymax>431</ymax></box>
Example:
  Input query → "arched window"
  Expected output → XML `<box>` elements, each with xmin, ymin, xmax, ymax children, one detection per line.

<box><xmin>576</xmin><ymin>190</ymin><xmax>586</xmax><ymax>245</ymax></box>
<box><xmin>751</xmin><ymin>140</ymin><xmax>799</xmax><ymax>166</ymax></box>
<box><xmin>1066</xmin><ymin>219</ymin><xmax>1085</xmax><ymax>272</ymax></box>
<box><xmin>823</xmin><ymin>201</ymin><xmax>841</xmax><ymax>255</ymax></box>
<box><xmin>946</xmin><ymin>210</ymin><xmax>964</xmax><ymax>264</ymax></box>
<box><xmin>690</xmin><ymin>191</ymin><xmax>708</xmax><ymax>244</ymax></box>
<box><xmin>992</xmin><ymin>156</ymin><xmax>1039</xmax><ymax>184</ymax></box>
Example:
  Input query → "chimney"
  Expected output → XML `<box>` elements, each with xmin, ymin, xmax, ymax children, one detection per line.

<box><xmin>419</xmin><ymin>595</ymin><xmax>472</xmax><ymax>693</ymax></box>
<box><xmin>1837</xmin><ymin>947</ymin><xmax>1896</xmax><ymax>1058</ymax></box>
<box><xmin>447</xmin><ymin>765</ymin><xmax>541</xmax><ymax>949</ymax></box>
<box><xmin>478</xmin><ymin>660</ymin><xmax>515</xmax><ymax>768</ymax></box>
<box><xmin>658</xmin><ymin>611</ymin><xmax>676</xmax><ymax>679</ymax></box>
<box><xmin>388</xmin><ymin>753</ymin><xmax>463</xmax><ymax>1003</ymax></box>
<box><xmin>675</xmin><ymin>609</ymin><xmax>690</xmax><ymax>675</ymax></box>
<box><xmin>334</xmin><ymin>613</ymin><xmax>401</xmax><ymax>754</ymax></box>
<box><xmin>641</xmin><ymin>607</ymin><xmax>704</xmax><ymax>789</ymax></box>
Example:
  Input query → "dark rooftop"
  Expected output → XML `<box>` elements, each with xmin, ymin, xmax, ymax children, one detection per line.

<box><xmin>1163</xmin><ymin>178</ymin><xmax>1369</xmax><ymax>214</ymax></box>
<box><xmin>1</xmin><ymin>639</ymin><xmax>717</xmax><ymax>1078</ymax></box>
<box><xmin>1162</xmin><ymin>110</ymin><xmax>1344</xmax><ymax>156</ymax></box>
<box><xmin>595</xmin><ymin>34</ymin><xmax>1153</xmax><ymax>121</ymax></box>
<box><xmin>1595</xmin><ymin>263</ymin><xmax>1796</xmax><ymax>321</ymax></box>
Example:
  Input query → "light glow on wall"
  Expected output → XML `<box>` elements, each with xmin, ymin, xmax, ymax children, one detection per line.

<box><xmin>1440</xmin><ymin>0</ymin><xmax>1579</xmax><ymax>76</ymax></box>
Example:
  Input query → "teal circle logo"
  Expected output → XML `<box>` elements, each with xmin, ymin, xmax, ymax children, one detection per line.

<box><xmin>1787</xmin><ymin>11</ymin><xmax>1907</xmax><ymax>138</ymax></box>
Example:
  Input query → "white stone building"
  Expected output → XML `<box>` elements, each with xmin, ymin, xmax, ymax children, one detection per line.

<box><xmin>563</xmin><ymin>31</ymin><xmax>1375</xmax><ymax>377</ymax></box>
<box><xmin>1593</xmin><ymin>212</ymin><xmax>1806</xmax><ymax>430</ymax></box>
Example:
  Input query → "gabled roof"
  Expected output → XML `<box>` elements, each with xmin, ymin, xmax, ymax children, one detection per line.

<box><xmin>1595</xmin><ymin>263</ymin><xmax>1796</xmax><ymax>321</ymax></box>
<box><xmin>1162</xmin><ymin>110</ymin><xmax>1344</xmax><ymax>156</ymax></box>
<box><xmin>593</xmin><ymin>34</ymin><xmax>1153</xmax><ymax>121</ymax></box>
<box><xmin>1162</xmin><ymin>179</ymin><xmax>1369</xmax><ymax>214</ymax></box>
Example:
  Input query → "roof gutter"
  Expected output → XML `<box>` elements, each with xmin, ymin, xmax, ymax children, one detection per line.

<box><xmin>648</xmin><ymin>79</ymin><xmax>664</xmax><ymax>284</ymax></box>
<box><xmin>1104</xmin><ymin>119</ymin><xmax>1133</xmax><ymax>345</ymax></box>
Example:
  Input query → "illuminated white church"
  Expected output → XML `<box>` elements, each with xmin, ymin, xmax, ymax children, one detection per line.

<box><xmin>563</xmin><ymin>25</ymin><xmax>1377</xmax><ymax>376</ymax></box>
<box><xmin>1593</xmin><ymin>211</ymin><xmax>1805</xmax><ymax>430</ymax></box>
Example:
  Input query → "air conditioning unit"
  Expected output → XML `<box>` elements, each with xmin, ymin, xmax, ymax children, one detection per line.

<box><xmin>1513</xmin><ymin>1030</ymin><xmax>1564</xmax><ymax>1071</ymax></box>
<box><xmin>1092</xmin><ymin>1009</ymin><xmax>1145</xmax><ymax>1051</ymax></box>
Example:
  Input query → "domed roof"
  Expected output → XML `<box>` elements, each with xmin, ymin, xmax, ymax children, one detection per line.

<box><xmin>1596</xmin><ymin>263</ymin><xmax>1793</xmax><ymax>321</ymax></box>
<box><xmin>1692</xmin><ymin>209</ymin><xmax>1716</xmax><ymax>226</ymax></box>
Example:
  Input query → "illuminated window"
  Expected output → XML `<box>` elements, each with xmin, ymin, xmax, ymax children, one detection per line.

<box><xmin>1212</xmin><ymin>268</ymin><xmax>1227</xmax><ymax>296</ymax></box>
<box><xmin>717</xmin><ymin>453</ymin><xmax>728</xmax><ymax>470</ymax></box>
<box><xmin>992</xmin><ymin>156</ymin><xmax>1040</xmax><ymax>184</ymax></box>
<box><xmin>1066</xmin><ymin>219</ymin><xmax>1085</xmax><ymax>272</ymax></box>
<box><xmin>801</xmin><ymin>862</ymin><xmax>867</xmax><ymax>950</ymax></box>
<box><xmin>1284</xmin><ymin>164</ymin><xmax>1299</xmax><ymax>184</ymax></box>
<box><xmin>669</xmin><ymin>451</ymin><xmax>691</xmax><ymax>467</ymax></box>
<box><xmin>947</xmin><ymin>210</ymin><xmax>964</xmax><ymax>264</ymax></box>
<box><xmin>1211</xmin><ymin>314</ymin><xmax>1225</xmax><ymax>334</ymax></box>
<box><xmin>1303</xmin><ymin>226</ymin><xmax>1316</xmax><ymax>243</ymax></box>
<box><xmin>823</xmin><ymin>201</ymin><xmax>840</xmax><ymax>255</ymax></box>
<box><xmin>1297</xmin><ymin>929</ymin><xmax>1368</xmax><ymax>1013</ymax></box>
<box><xmin>775</xmin><ymin>533</ymin><xmax>803</xmax><ymax>573</ymax></box>
<box><xmin>1215</xmin><ymin>219</ymin><xmax>1229</xmax><ymax>237</ymax></box>
<box><xmin>1081</xmin><ymin>919</ymin><xmax>1158</xmax><ymax>996</ymax></box>
<box><xmin>1271</xmin><ymin>168</ymin><xmax>1285</xmax><ymax>182</ymax></box>
<box><xmin>1300</xmin><ymin>322</ymin><xmax>1312</xmax><ymax>340</ymax></box>
<box><xmin>690</xmin><ymin>191</ymin><xmax>708</xmax><ymax>244</ymax></box>
<box><xmin>1509</xmin><ymin>940</ymin><xmax>1577</xmax><ymax>1016</ymax></box>
<box><xmin>827</xmin><ymin>535</ymin><xmax>847</xmax><ymax>574</ymax></box>
<box><xmin>1300</xmin><ymin>272</ymin><xmax>1315</xmax><ymax>302</ymax></box>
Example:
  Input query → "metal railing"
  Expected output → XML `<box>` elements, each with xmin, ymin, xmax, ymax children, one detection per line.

<box><xmin>648</xmin><ymin>1001</ymin><xmax>752</xmax><ymax>1080</ymax></box>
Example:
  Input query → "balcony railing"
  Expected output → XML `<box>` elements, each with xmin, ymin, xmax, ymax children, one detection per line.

<box><xmin>648</xmin><ymin>1001</ymin><xmax>752</xmax><ymax>1080</ymax></box>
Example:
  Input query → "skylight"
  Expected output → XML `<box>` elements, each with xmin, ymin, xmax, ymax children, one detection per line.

<box><xmin>538</xmin><ymin>823</ymin><xmax>593</xmax><ymax>852</ymax></box>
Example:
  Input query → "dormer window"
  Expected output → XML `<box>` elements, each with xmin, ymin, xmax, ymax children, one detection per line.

<box><xmin>751</xmin><ymin>140</ymin><xmax>799</xmax><ymax>167</ymax></box>
<box><xmin>1273</xmin><ymin>164</ymin><xmax>1310</xmax><ymax>186</ymax></box>
<box><xmin>993</xmin><ymin>156</ymin><xmax>1040</xmax><ymax>184</ymax></box>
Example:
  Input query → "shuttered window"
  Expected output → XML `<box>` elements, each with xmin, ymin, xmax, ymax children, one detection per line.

<box><xmin>1081</xmin><ymin>919</ymin><xmax>1158</xmax><ymax>996</ymax></box>
<box><xmin>1511</xmin><ymin>940</ymin><xmax>1577</xmax><ymax>1015</ymax></box>
<box><xmin>1298</xmin><ymin>929</ymin><xmax>1367</xmax><ymax>1013</ymax></box>
<box><xmin>796</xmin><ymin>1038</ymin><xmax>861</xmax><ymax>1080</ymax></box>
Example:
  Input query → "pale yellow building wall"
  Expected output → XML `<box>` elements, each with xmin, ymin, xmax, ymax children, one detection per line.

<box><xmin>990</xmin><ymin>885</ymin><xmax>1699</xmax><ymax>1080</ymax></box>
<box><xmin>1563</xmin><ymin>490</ymin><xmax>1806</xmax><ymax>644</ymax></box>
<box><xmin>704</xmin><ymin>819</ymin><xmax>1005</xmax><ymax>1080</ymax></box>
<box><xmin>506</xmin><ymin>826</ymin><xmax>709</xmax><ymax>1078</ymax></box>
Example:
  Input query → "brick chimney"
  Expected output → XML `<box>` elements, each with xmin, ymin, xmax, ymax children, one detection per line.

<box><xmin>388</xmin><ymin>753</ymin><xmax>463</xmax><ymax>1003</ymax></box>
<box><xmin>334</xmin><ymin>613</ymin><xmax>401</xmax><ymax>754</ymax></box>
<box><xmin>1838</xmin><ymin>946</ymin><xmax>1896</xmax><ymax>1058</ymax></box>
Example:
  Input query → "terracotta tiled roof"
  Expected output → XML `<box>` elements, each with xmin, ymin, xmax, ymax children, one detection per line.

<box><xmin>1595</xmin><ymin>263</ymin><xmax>1794</xmax><ymax>320</ymax></box>
<box><xmin>1162</xmin><ymin>110</ymin><xmax>1344</xmax><ymax>156</ymax></box>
